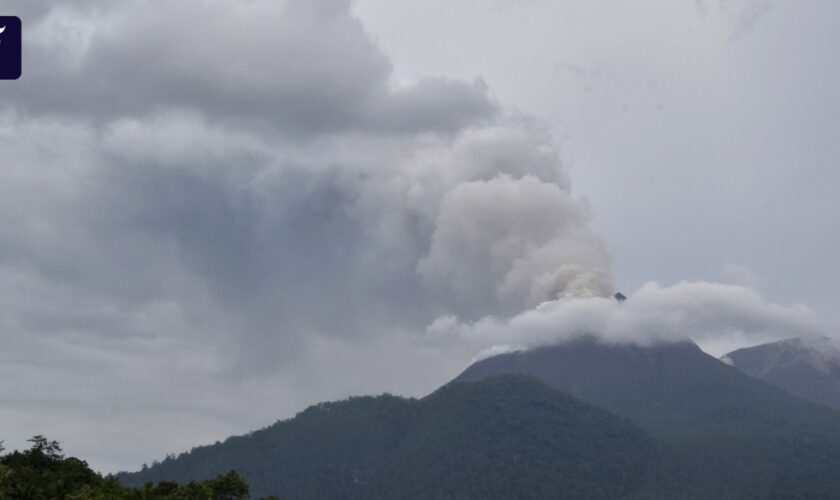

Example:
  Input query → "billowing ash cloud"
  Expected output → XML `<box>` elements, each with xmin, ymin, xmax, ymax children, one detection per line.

<box><xmin>0</xmin><ymin>0</ymin><xmax>611</xmax><ymax>471</ymax></box>
<box><xmin>419</xmin><ymin>174</ymin><xmax>611</xmax><ymax>316</ymax></box>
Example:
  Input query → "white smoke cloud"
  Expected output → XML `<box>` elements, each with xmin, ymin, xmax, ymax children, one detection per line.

<box><xmin>471</xmin><ymin>344</ymin><xmax>517</xmax><ymax>364</ymax></box>
<box><xmin>422</xmin><ymin>281</ymin><xmax>824</xmax><ymax>357</ymax></box>
<box><xmin>419</xmin><ymin>174</ymin><xmax>611</xmax><ymax>316</ymax></box>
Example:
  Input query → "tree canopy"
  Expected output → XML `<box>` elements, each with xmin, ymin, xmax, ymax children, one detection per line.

<box><xmin>0</xmin><ymin>437</ymin><xmax>255</xmax><ymax>500</ymax></box>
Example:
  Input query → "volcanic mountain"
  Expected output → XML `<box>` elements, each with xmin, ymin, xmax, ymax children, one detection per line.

<box><xmin>454</xmin><ymin>336</ymin><xmax>840</xmax><ymax>497</ymax></box>
<box><xmin>456</xmin><ymin>336</ymin><xmax>840</xmax><ymax>436</ymax></box>
<box><xmin>120</xmin><ymin>336</ymin><xmax>840</xmax><ymax>498</ymax></box>
<box><xmin>722</xmin><ymin>336</ymin><xmax>840</xmax><ymax>410</ymax></box>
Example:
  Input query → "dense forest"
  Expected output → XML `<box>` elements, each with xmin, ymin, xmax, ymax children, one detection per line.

<box><xmin>120</xmin><ymin>376</ymin><xmax>654</xmax><ymax>499</ymax></box>
<box><xmin>14</xmin><ymin>344</ymin><xmax>840</xmax><ymax>499</ymax></box>
<box><xmin>11</xmin><ymin>370</ymin><xmax>840</xmax><ymax>498</ymax></box>
<box><xmin>119</xmin><ymin>343</ymin><xmax>840</xmax><ymax>499</ymax></box>
<box><xmin>0</xmin><ymin>436</ymin><xmax>265</xmax><ymax>499</ymax></box>
<box><xmin>459</xmin><ymin>339</ymin><xmax>840</xmax><ymax>498</ymax></box>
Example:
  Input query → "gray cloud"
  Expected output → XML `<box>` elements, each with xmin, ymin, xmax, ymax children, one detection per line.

<box><xmin>0</xmin><ymin>0</ymin><xmax>607</xmax><ymax>470</ymax></box>
<box><xmin>695</xmin><ymin>0</ymin><xmax>774</xmax><ymax>39</ymax></box>
<box><xmin>7</xmin><ymin>0</ymin><xmax>494</xmax><ymax>135</ymax></box>
<box><xmin>0</xmin><ymin>108</ymin><xmax>607</xmax><ymax>345</ymax></box>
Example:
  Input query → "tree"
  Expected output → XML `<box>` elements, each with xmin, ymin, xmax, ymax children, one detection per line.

<box><xmin>208</xmin><ymin>470</ymin><xmax>250</xmax><ymax>499</ymax></box>
<box><xmin>1</xmin><ymin>436</ymin><xmax>254</xmax><ymax>499</ymax></box>
<box><xmin>27</xmin><ymin>434</ymin><xmax>64</xmax><ymax>462</ymax></box>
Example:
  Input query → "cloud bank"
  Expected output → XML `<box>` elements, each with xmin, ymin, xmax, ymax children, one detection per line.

<box><xmin>427</xmin><ymin>281</ymin><xmax>822</xmax><ymax>362</ymax></box>
<box><xmin>9</xmin><ymin>0</ymin><xmax>495</xmax><ymax>135</ymax></box>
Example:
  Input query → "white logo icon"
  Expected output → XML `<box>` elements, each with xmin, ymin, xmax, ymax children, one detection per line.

<box><xmin>0</xmin><ymin>26</ymin><xmax>5</xmax><ymax>34</ymax></box>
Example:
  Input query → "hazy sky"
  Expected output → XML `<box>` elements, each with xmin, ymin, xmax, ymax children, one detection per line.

<box><xmin>1</xmin><ymin>0</ymin><xmax>838</xmax><ymax>473</ymax></box>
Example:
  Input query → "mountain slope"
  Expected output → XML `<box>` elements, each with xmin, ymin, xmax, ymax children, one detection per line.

<box><xmin>723</xmin><ymin>337</ymin><xmax>840</xmax><ymax>410</ymax></box>
<box><xmin>455</xmin><ymin>336</ymin><xmax>840</xmax><ymax>499</ymax></box>
<box><xmin>118</xmin><ymin>376</ymin><xmax>654</xmax><ymax>499</ymax></box>
<box><xmin>120</xmin><ymin>338</ymin><xmax>840</xmax><ymax>499</ymax></box>
<box><xmin>455</xmin><ymin>336</ymin><xmax>840</xmax><ymax>438</ymax></box>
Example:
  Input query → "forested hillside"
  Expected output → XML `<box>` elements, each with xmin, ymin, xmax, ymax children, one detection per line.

<box><xmin>458</xmin><ymin>337</ymin><xmax>840</xmax><ymax>498</ymax></box>
<box><xmin>116</xmin><ymin>339</ymin><xmax>840</xmax><ymax>499</ymax></box>
<box><xmin>119</xmin><ymin>376</ymin><xmax>654</xmax><ymax>499</ymax></box>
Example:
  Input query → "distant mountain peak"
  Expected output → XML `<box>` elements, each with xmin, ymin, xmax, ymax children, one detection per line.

<box><xmin>723</xmin><ymin>336</ymin><xmax>840</xmax><ymax>375</ymax></box>
<box><xmin>723</xmin><ymin>336</ymin><xmax>840</xmax><ymax>410</ymax></box>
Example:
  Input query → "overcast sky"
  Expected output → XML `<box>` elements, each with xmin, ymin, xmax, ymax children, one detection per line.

<box><xmin>1</xmin><ymin>0</ymin><xmax>838</xmax><ymax>473</ymax></box>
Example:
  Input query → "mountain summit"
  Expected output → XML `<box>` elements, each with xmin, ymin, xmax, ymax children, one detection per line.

<box><xmin>120</xmin><ymin>336</ymin><xmax>840</xmax><ymax>498</ymax></box>
<box><xmin>723</xmin><ymin>336</ymin><xmax>840</xmax><ymax>410</ymax></box>
<box><xmin>454</xmin><ymin>336</ymin><xmax>840</xmax><ymax>497</ymax></box>
<box><xmin>454</xmin><ymin>335</ymin><xmax>840</xmax><ymax>437</ymax></box>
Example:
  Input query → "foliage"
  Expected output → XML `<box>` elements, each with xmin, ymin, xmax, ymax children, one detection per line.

<box><xmin>119</xmin><ymin>376</ymin><xmax>655</xmax><ymax>499</ymax></box>
<box><xmin>119</xmin><ymin>362</ymin><xmax>840</xmax><ymax>499</ymax></box>
<box><xmin>14</xmin><ymin>359</ymin><xmax>840</xmax><ymax>498</ymax></box>
<box><xmin>458</xmin><ymin>339</ymin><xmax>840</xmax><ymax>498</ymax></box>
<box><xmin>0</xmin><ymin>438</ymin><xmax>254</xmax><ymax>500</ymax></box>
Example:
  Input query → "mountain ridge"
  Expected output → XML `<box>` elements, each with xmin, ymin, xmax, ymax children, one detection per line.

<box><xmin>723</xmin><ymin>336</ymin><xmax>840</xmax><ymax>410</ymax></box>
<box><xmin>119</xmin><ymin>336</ymin><xmax>840</xmax><ymax>498</ymax></box>
<box><xmin>454</xmin><ymin>336</ymin><xmax>840</xmax><ymax>498</ymax></box>
<box><xmin>455</xmin><ymin>335</ymin><xmax>840</xmax><ymax>438</ymax></box>
<box><xmin>118</xmin><ymin>375</ymin><xmax>654</xmax><ymax>499</ymax></box>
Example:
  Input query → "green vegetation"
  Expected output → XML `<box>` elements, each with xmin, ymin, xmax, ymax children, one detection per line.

<box><xmin>15</xmin><ymin>340</ymin><xmax>840</xmax><ymax>499</ymax></box>
<box><xmin>0</xmin><ymin>436</ymin><xmax>252</xmax><ymax>499</ymax></box>
<box><xmin>458</xmin><ymin>339</ymin><xmax>840</xmax><ymax>498</ymax></box>
<box><xmin>119</xmin><ymin>376</ymin><xmax>655</xmax><ymax>499</ymax></box>
<box><xmin>118</xmin><ymin>340</ymin><xmax>840</xmax><ymax>499</ymax></box>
